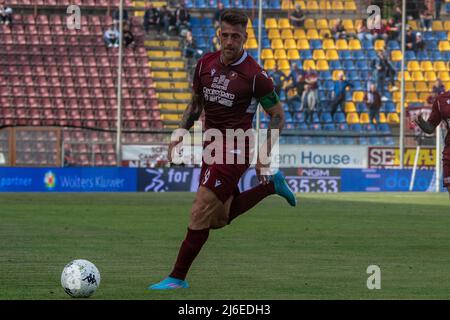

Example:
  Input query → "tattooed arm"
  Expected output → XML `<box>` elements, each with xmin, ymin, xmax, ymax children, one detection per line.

<box><xmin>256</xmin><ymin>102</ymin><xmax>285</xmax><ymax>184</ymax></box>
<box><xmin>415</xmin><ymin>114</ymin><xmax>437</xmax><ymax>134</ymax></box>
<box><xmin>168</xmin><ymin>93</ymin><xmax>205</xmax><ymax>163</ymax></box>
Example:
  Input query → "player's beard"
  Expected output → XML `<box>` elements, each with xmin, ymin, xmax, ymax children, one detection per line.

<box><xmin>223</xmin><ymin>46</ymin><xmax>242</xmax><ymax>63</ymax></box>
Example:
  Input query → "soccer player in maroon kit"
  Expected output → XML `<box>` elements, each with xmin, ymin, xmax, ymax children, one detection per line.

<box><xmin>149</xmin><ymin>10</ymin><xmax>297</xmax><ymax>290</ymax></box>
<box><xmin>415</xmin><ymin>90</ymin><xmax>450</xmax><ymax>198</ymax></box>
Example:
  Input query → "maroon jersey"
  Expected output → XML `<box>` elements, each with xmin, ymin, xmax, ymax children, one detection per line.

<box><xmin>428</xmin><ymin>91</ymin><xmax>450</xmax><ymax>160</ymax></box>
<box><xmin>193</xmin><ymin>50</ymin><xmax>276</xmax><ymax>132</ymax></box>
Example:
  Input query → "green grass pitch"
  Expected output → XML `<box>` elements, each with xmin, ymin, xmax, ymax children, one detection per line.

<box><xmin>0</xmin><ymin>192</ymin><xmax>449</xmax><ymax>300</ymax></box>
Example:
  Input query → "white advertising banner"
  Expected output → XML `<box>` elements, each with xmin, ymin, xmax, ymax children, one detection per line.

<box><xmin>275</xmin><ymin>145</ymin><xmax>368</xmax><ymax>168</ymax></box>
<box><xmin>123</xmin><ymin>144</ymin><xmax>368</xmax><ymax>169</ymax></box>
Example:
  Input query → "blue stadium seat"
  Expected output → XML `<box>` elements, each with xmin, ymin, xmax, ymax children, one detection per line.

<box><xmin>303</xmin><ymin>136</ymin><xmax>314</xmax><ymax>145</ymax></box>
<box><xmin>319</xmin><ymin>71</ymin><xmax>332</xmax><ymax>80</ymax></box>
<box><xmin>269</xmin><ymin>0</ymin><xmax>281</xmax><ymax>8</ymax></box>
<box><xmin>286</xmin><ymin>123</ymin><xmax>295</xmax><ymax>129</ymax></box>
<box><xmin>357</xmin><ymin>102</ymin><xmax>368</xmax><ymax>113</ymax></box>
<box><xmin>430</xmin><ymin>51</ymin><xmax>442</xmax><ymax>60</ymax></box>
<box><xmin>384</xmin><ymin>136</ymin><xmax>395</xmax><ymax>146</ymax></box>
<box><xmin>362</xmin><ymin>40</ymin><xmax>374</xmax><ymax>50</ymax></box>
<box><xmin>436</xmin><ymin>31</ymin><xmax>448</xmax><ymax>41</ymax></box>
<box><xmin>300</xmin><ymin>50</ymin><xmax>313</xmax><ymax>59</ymax></box>
<box><xmin>385</xmin><ymin>102</ymin><xmax>396</xmax><ymax>113</ymax></box>
<box><xmin>387</xmin><ymin>40</ymin><xmax>400</xmax><ymax>50</ymax></box>
<box><xmin>337</xmin><ymin>123</ymin><xmax>349</xmax><ymax>131</ymax></box>
<box><xmin>310</xmin><ymin>40</ymin><xmax>322</xmax><ymax>50</ymax></box>
<box><xmin>377</xmin><ymin>123</ymin><xmax>391</xmax><ymax>133</ymax></box>
<box><xmin>329</xmin><ymin>137</ymin><xmax>343</xmax><ymax>145</ymax></box>
<box><xmin>359</xmin><ymin>137</ymin><xmax>369</xmax><ymax>145</ymax></box>
<box><xmin>366</xmin><ymin>49</ymin><xmax>377</xmax><ymax>60</ymax></box>
<box><xmin>404</xmin><ymin>50</ymin><xmax>416</xmax><ymax>61</ymax></box>
<box><xmin>343</xmin><ymin>137</ymin><xmax>357</xmax><ymax>145</ymax></box>
<box><xmin>296</xmin><ymin>122</ymin><xmax>308</xmax><ymax>130</ymax></box>
<box><xmin>334</xmin><ymin>112</ymin><xmax>346</xmax><ymax>123</ymax></box>
<box><xmin>320</xmin><ymin>112</ymin><xmax>333</xmax><ymax>123</ymax></box>
<box><xmin>339</xmin><ymin>50</ymin><xmax>352</xmax><ymax>60</ymax></box>
<box><xmin>369</xmin><ymin>136</ymin><xmax>383</xmax><ymax>146</ymax></box>
<box><xmin>423</xmin><ymin>32</ymin><xmax>435</xmax><ymax>41</ymax></box>
<box><xmin>417</xmin><ymin>50</ymin><xmax>430</xmax><ymax>61</ymax></box>
<box><xmin>363</xmin><ymin>124</ymin><xmax>376</xmax><ymax>132</ymax></box>
<box><xmin>343</xmin><ymin>60</ymin><xmax>356</xmax><ymax>70</ymax></box>
<box><xmin>324</xmin><ymin>123</ymin><xmax>336</xmax><ymax>131</ymax></box>
<box><xmin>350</xmin><ymin>123</ymin><xmax>362</xmax><ymax>132</ymax></box>
<box><xmin>329</xmin><ymin>60</ymin><xmax>342</xmax><ymax>70</ymax></box>
<box><xmin>356</xmin><ymin>60</ymin><xmax>369</xmax><ymax>71</ymax></box>
<box><xmin>352</xmin><ymin>50</ymin><xmax>366</xmax><ymax>60</ymax></box>
<box><xmin>310</xmin><ymin>122</ymin><xmax>322</xmax><ymax>130</ymax></box>
<box><xmin>359</xmin><ymin>70</ymin><xmax>371</xmax><ymax>80</ymax></box>
<box><xmin>323</xmin><ymin>80</ymin><xmax>334</xmax><ymax>91</ymax></box>
<box><xmin>346</xmin><ymin>70</ymin><xmax>360</xmax><ymax>80</ymax></box>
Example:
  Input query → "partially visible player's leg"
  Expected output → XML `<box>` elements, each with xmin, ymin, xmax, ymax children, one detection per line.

<box><xmin>447</xmin><ymin>186</ymin><xmax>450</xmax><ymax>199</ymax></box>
<box><xmin>149</xmin><ymin>186</ymin><xmax>229</xmax><ymax>290</ymax></box>
<box><xmin>444</xmin><ymin>160</ymin><xmax>450</xmax><ymax>199</ymax></box>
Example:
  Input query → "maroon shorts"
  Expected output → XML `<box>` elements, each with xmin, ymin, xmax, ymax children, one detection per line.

<box><xmin>199</xmin><ymin>161</ymin><xmax>249</xmax><ymax>203</ymax></box>
<box><xmin>444</xmin><ymin>160</ymin><xmax>450</xmax><ymax>188</ymax></box>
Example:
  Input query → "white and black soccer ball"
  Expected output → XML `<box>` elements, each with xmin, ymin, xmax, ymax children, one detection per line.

<box><xmin>61</xmin><ymin>259</ymin><xmax>101</xmax><ymax>298</ymax></box>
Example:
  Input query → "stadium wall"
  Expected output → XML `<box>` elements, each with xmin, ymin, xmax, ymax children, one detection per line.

<box><xmin>0</xmin><ymin>167</ymin><xmax>445</xmax><ymax>193</ymax></box>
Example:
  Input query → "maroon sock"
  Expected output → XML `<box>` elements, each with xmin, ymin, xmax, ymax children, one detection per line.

<box><xmin>228</xmin><ymin>182</ymin><xmax>275</xmax><ymax>224</ymax></box>
<box><xmin>169</xmin><ymin>228</ymin><xmax>210</xmax><ymax>280</ymax></box>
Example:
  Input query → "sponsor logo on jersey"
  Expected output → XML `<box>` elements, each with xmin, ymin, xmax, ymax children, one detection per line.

<box><xmin>229</xmin><ymin>71</ymin><xmax>238</xmax><ymax>80</ymax></box>
<box><xmin>261</xmin><ymin>70</ymin><xmax>269</xmax><ymax>78</ymax></box>
<box><xmin>203</xmin><ymin>169</ymin><xmax>211</xmax><ymax>184</ymax></box>
<box><xmin>214</xmin><ymin>179</ymin><xmax>222</xmax><ymax>188</ymax></box>
<box><xmin>211</xmin><ymin>68</ymin><xmax>216</xmax><ymax>77</ymax></box>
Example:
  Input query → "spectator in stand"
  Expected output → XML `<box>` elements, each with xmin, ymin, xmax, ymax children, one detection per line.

<box><xmin>0</xmin><ymin>1</ymin><xmax>13</xmax><ymax>25</ymax></box>
<box><xmin>301</xmin><ymin>84</ymin><xmax>317</xmax><ymax>124</ymax></box>
<box><xmin>432</xmin><ymin>79</ymin><xmax>446</xmax><ymax>96</ymax></box>
<box><xmin>122</xmin><ymin>21</ymin><xmax>135</xmax><ymax>48</ymax></box>
<box><xmin>158</xmin><ymin>5</ymin><xmax>173</xmax><ymax>36</ymax></box>
<box><xmin>405</xmin><ymin>27</ymin><xmax>416</xmax><ymax>50</ymax></box>
<box><xmin>392</xmin><ymin>6</ymin><xmax>402</xmax><ymax>25</ymax></box>
<box><xmin>268</xmin><ymin>65</ymin><xmax>286</xmax><ymax>98</ymax></box>
<box><xmin>210</xmin><ymin>30</ymin><xmax>221</xmax><ymax>52</ymax></box>
<box><xmin>435</xmin><ymin>0</ymin><xmax>442</xmax><ymax>20</ymax></box>
<box><xmin>174</xmin><ymin>2</ymin><xmax>191</xmax><ymax>35</ymax></box>
<box><xmin>213</xmin><ymin>2</ymin><xmax>225</xmax><ymax>29</ymax></box>
<box><xmin>286</xmin><ymin>64</ymin><xmax>305</xmax><ymax>111</ymax></box>
<box><xmin>143</xmin><ymin>2</ymin><xmax>160</xmax><ymax>33</ymax></box>
<box><xmin>420</xmin><ymin>9</ymin><xmax>433</xmax><ymax>31</ymax></box>
<box><xmin>386</xmin><ymin>18</ymin><xmax>400</xmax><ymax>41</ymax></box>
<box><xmin>371</xmin><ymin>50</ymin><xmax>397</xmax><ymax>100</ymax></box>
<box><xmin>356</xmin><ymin>20</ymin><xmax>374</xmax><ymax>43</ymax></box>
<box><xmin>414</xmin><ymin>32</ymin><xmax>426</xmax><ymax>52</ymax></box>
<box><xmin>330</xmin><ymin>73</ymin><xmax>353</xmax><ymax>117</ymax></box>
<box><xmin>289</xmin><ymin>4</ymin><xmax>305</xmax><ymax>28</ymax></box>
<box><xmin>364</xmin><ymin>83</ymin><xmax>382</xmax><ymax>124</ymax></box>
<box><xmin>183</xmin><ymin>30</ymin><xmax>203</xmax><ymax>59</ymax></box>
<box><xmin>104</xmin><ymin>25</ymin><xmax>120</xmax><ymax>48</ymax></box>
<box><xmin>63</xmin><ymin>149</ymin><xmax>76</xmax><ymax>167</ymax></box>
<box><xmin>112</xmin><ymin>7</ymin><xmax>129</xmax><ymax>27</ymax></box>
<box><xmin>332</xmin><ymin>19</ymin><xmax>346</xmax><ymax>40</ymax></box>
<box><xmin>304</xmin><ymin>69</ymin><xmax>319</xmax><ymax>112</ymax></box>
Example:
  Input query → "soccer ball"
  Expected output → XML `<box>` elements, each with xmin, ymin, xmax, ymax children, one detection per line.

<box><xmin>61</xmin><ymin>259</ymin><xmax>101</xmax><ymax>298</ymax></box>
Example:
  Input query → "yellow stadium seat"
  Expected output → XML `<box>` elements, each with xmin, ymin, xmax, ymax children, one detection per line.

<box><xmin>336</xmin><ymin>39</ymin><xmax>348</xmax><ymax>50</ymax></box>
<box><xmin>391</xmin><ymin>50</ymin><xmax>403</xmax><ymax>61</ymax></box>
<box><xmin>343</xmin><ymin>19</ymin><xmax>354</xmax><ymax>31</ymax></box>
<box><xmin>415</xmin><ymin>81</ymin><xmax>428</xmax><ymax>92</ymax></box>
<box><xmin>332</xmin><ymin>70</ymin><xmax>344</xmax><ymax>80</ymax></box>
<box><xmin>448</xmin><ymin>32</ymin><xmax>450</xmax><ymax>41</ymax></box>
<box><xmin>348</xmin><ymin>39</ymin><xmax>361</xmax><ymax>50</ymax></box>
<box><xmin>294</xmin><ymin>29</ymin><xmax>306</xmax><ymax>39</ymax></box>
<box><xmin>397</xmin><ymin>71</ymin><xmax>411</xmax><ymax>81</ymax></box>
<box><xmin>306</xmin><ymin>29</ymin><xmax>320</xmax><ymax>39</ymax></box>
<box><xmin>165</xmin><ymin>51</ymin><xmax>182</xmax><ymax>58</ymax></box>
<box><xmin>268</xmin><ymin>29</ymin><xmax>281</xmax><ymax>39</ymax></box>
<box><xmin>264</xmin><ymin>59</ymin><xmax>276</xmax><ymax>70</ymax></box>
<box><xmin>281</xmin><ymin>29</ymin><xmax>294</xmax><ymax>39</ymax></box>
<box><xmin>271</xmin><ymin>39</ymin><xmax>284</xmax><ymax>49</ymax></box>
<box><xmin>247</xmin><ymin>28</ymin><xmax>255</xmax><ymax>38</ymax></box>
<box><xmin>304</xmin><ymin>19</ymin><xmax>316</xmax><ymax>29</ymax></box>
<box><xmin>444</xmin><ymin>21</ymin><xmax>450</xmax><ymax>31</ymax></box>
<box><xmin>344</xmin><ymin>1</ymin><xmax>357</xmax><ymax>11</ymax></box>
<box><xmin>278</xmin><ymin>59</ymin><xmax>290</xmax><ymax>71</ymax></box>
<box><xmin>344</xmin><ymin>102</ymin><xmax>356</xmax><ymax>113</ymax></box>
<box><xmin>316</xmin><ymin>19</ymin><xmax>329</xmax><ymax>29</ymax></box>
<box><xmin>306</xmin><ymin>1</ymin><xmax>319</xmax><ymax>11</ymax></box>
<box><xmin>284</xmin><ymin>39</ymin><xmax>297</xmax><ymax>49</ymax></box>
<box><xmin>434</xmin><ymin>61</ymin><xmax>448</xmax><ymax>72</ymax></box>
<box><xmin>406</xmin><ymin>92</ymin><xmax>419</xmax><ymax>103</ymax></box>
<box><xmin>346</xmin><ymin>112</ymin><xmax>360</xmax><ymax>124</ymax></box>
<box><xmin>274</xmin><ymin>49</ymin><xmax>287</xmax><ymax>60</ymax></box>
<box><xmin>359</xmin><ymin>113</ymin><xmax>370</xmax><ymax>124</ymax></box>
<box><xmin>425</xmin><ymin>71</ymin><xmax>437</xmax><ymax>81</ymax></box>
<box><xmin>407</xmin><ymin>61</ymin><xmax>420</xmax><ymax>71</ymax></box>
<box><xmin>245</xmin><ymin>38</ymin><xmax>258</xmax><ymax>49</ymax></box>
<box><xmin>326</xmin><ymin>49</ymin><xmax>339</xmax><ymax>60</ymax></box>
<box><xmin>438</xmin><ymin>71</ymin><xmax>450</xmax><ymax>81</ymax></box>
<box><xmin>294</xmin><ymin>1</ymin><xmax>306</xmax><ymax>9</ymax></box>
<box><xmin>374</xmin><ymin>40</ymin><xmax>385</xmax><ymax>50</ymax></box>
<box><xmin>282</xmin><ymin>0</ymin><xmax>295</xmax><ymax>9</ymax></box>
<box><xmin>261</xmin><ymin>49</ymin><xmax>274</xmax><ymax>60</ymax></box>
<box><xmin>265</xmin><ymin>18</ymin><xmax>278</xmax><ymax>29</ymax></box>
<box><xmin>160</xmin><ymin>103</ymin><xmax>179</xmax><ymax>111</ymax></box>
<box><xmin>319</xmin><ymin>29</ymin><xmax>332</xmax><ymax>38</ymax></box>
<box><xmin>333</xmin><ymin>1</ymin><xmax>344</xmax><ymax>11</ymax></box>
<box><xmin>174</xmin><ymin>93</ymin><xmax>192</xmax><ymax>100</ymax></box>
<box><xmin>439</xmin><ymin>41</ymin><xmax>450</xmax><ymax>51</ymax></box>
<box><xmin>313</xmin><ymin>49</ymin><xmax>326</xmax><ymax>60</ymax></box>
<box><xmin>420</xmin><ymin>61</ymin><xmax>433</xmax><ymax>71</ymax></box>
<box><xmin>408</xmin><ymin>20</ymin><xmax>419</xmax><ymax>31</ymax></box>
<box><xmin>392</xmin><ymin>92</ymin><xmax>401</xmax><ymax>102</ymax></box>
<box><xmin>387</xmin><ymin>113</ymin><xmax>400</xmax><ymax>124</ymax></box>
<box><xmin>411</xmin><ymin>71</ymin><xmax>424</xmax><ymax>81</ymax></box>
<box><xmin>352</xmin><ymin>91</ymin><xmax>365</xmax><ymax>102</ymax></box>
<box><xmin>432</xmin><ymin>20</ymin><xmax>444</xmax><ymax>31</ymax></box>
<box><xmin>318</xmin><ymin>0</ymin><xmax>330</xmax><ymax>11</ymax></box>
<box><xmin>322</xmin><ymin>39</ymin><xmax>336</xmax><ymax>50</ymax></box>
<box><xmin>303</xmin><ymin>60</ymin><xmax>316</xmax><ymax>70</ymax></box>
<box><xmin>279</xmin><ymin>18</ymin><xmax>291</xmax><ymax>29</ymax></box>
<box><xmin>316</xmin><ymin>60</ymin><xmax>329</xmax><ymax>71</ymax></box>
<box><xmin>287</xmin><ymin>49</ymin><xmax>301</xmax><ymax>60</ymax></box>
<box><xmin>296</xmin><ymin>39</ymin><xmax>310</xmax><ymax>50</ymax></box>
<box><xmin>419</xmin><ymin>92</ymin><xmax>430</xmax><ymax>102</ymax></box>
<box><xmin>405</xmin><ymin>82</ymin><xmax>415</xmax><ymax>92</ymax></box>
<box><xmin>379</xmin><ymin>113</ymin><xmax>387</xmax><ymax>124</ymax></box>
<box><xmin>444</xmin><ymin>82</ymin><xmax>450</xmax><ymax>91</ymax></box>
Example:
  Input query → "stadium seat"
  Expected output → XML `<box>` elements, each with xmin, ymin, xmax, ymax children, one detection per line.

<box><xmin>346</xmin><ymin>112</ymin><xmax>360</xmax><ymax>124</ymax></box>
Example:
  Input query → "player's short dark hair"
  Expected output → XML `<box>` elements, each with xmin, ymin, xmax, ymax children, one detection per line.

<box><xmin>220</xmin><ymin>10</ymin><xmax>248</xmax><ymax>29</ymax></box>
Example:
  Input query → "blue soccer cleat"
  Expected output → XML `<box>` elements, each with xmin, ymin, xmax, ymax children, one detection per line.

<box><xmin>272</xmin><ymin>171</ymin><xmax>297</xmax><ymax>207</ymax></box>
<box><xmin>148</xmin><ymin>276</ymin><xmax>189</xmax><ymax>290</ymax></box>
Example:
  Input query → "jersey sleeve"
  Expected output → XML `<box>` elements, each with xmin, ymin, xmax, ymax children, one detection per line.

<box><xmin>254</xmin><ymin>69</ymin><xmax>280</xmax><ymax>110</ymax></box>
<box><xmin>192</xmin><ymin>59</ymin><xmax>203</xmax><ymax>95</ymax></box>
<box><xmin>428</xmin><ymin>97</ymin><xmax>442</xmax><ymax>127</ymax></box>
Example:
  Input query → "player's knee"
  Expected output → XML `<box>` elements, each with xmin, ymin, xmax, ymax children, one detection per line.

<box><xmin>209</xmin><ymin>211</ymin><xmax>229</xmax><ymax>229</ymax></box>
